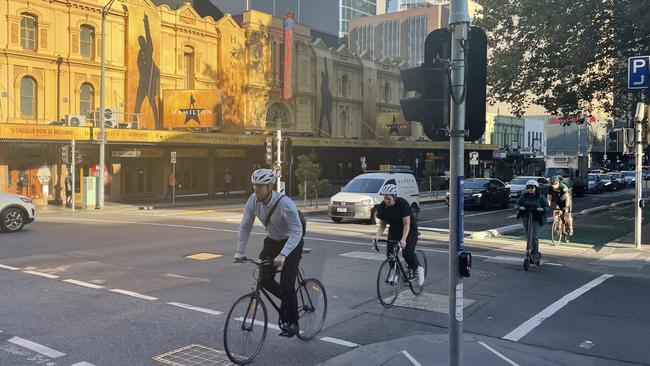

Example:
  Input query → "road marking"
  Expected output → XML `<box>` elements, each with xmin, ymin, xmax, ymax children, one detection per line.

<box><xmin>340</xmin><ymin>251</ymin><xmax>386</xmax><ymax>261</ymax></box>
<box><xmin>110</xmin><ymin>289</ymin><xmax>158</xmax><ymax>301</ymax></box>
<box><xmin>485</xmin><ymin>255</ymin><xmax>563</xmax><ymax>267</ymax></box>
<box><xmin>0</xmin><ymin>264</ymin><xmax>20</xmax><ymax>270</ymax></box>
<box><xmin>71</xmin><ymin>362</ymin><xmax>97</xmax><ymax>366</ymax></box>
<box><xmin>23</xmin><ymin>270</ymin><xmax>59</xmax><ymax>279</ymax></box>
<box><xmin>167</xmin><ymin>302</ymin><xmax>222</xmax><ymax>316</ymax></box>
<box><xmin>477</xmin><ymin>342</ymin><xmax>519</xmax><ymax>366</ymax></box>
<box><xmin>234</xmin><ymin>317</ymin><xmax>281</xmax><ymax>331</ymax></box>
<box><xmin>8</xmin><ymin>336</ymin><xmax>65</xmax><ymax>358</ymax></box>
<box><xmin>320</xmin><ymin>337</ymin><xmax>360</xmax><ymax>348</ymax></box>
<box><xmin>503</xmin><ymin>274</ymin><xmax>614</xmax><ymax>342</ymax></box>
<box><xmin>63</xmin><ymin>279</ymin><xmax>104</xmax><ymax>289</ymax></box>
<box><xmin>401</xmin><ymin>350</ymin><xmax>423</xmax><ymax>366</ymax></box>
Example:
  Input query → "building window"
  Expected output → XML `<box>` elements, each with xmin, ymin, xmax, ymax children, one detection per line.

<box><xmin>266</xmin><ymin>103</ymin><xmax>290</xmax><ymax>129</ymax></box>
<box><xmin>20</xmin><ymin>76</ymin><xmax>36</xmax><ymax>118</ymax></box>
<box><xmin>184</xmin><ymin>46</ymin><xmax>195</xmax><ymax>89</ymax></box>
<box><xmin>79</xmin><ymin>83</ymin><xmax>94</xmax><ymax>117</ymax></box>
<box><xmin>384</xmin><ymin>83</ymin><xmax>391</xmax><ymax>103</ymax></box>
<box><xmin>80</xmin><ymin>25</ymin><xmax>94</xmax><ymax>58</ymax></box>
<box><xmin>20</xmin><ymin>14</ymin><xmax>37</xmax><ymax>50</ymax></box>
<box><xmin>341</xmin><ymin>74</ymin><xmax>350</xmax><ymax>97</ymax></box>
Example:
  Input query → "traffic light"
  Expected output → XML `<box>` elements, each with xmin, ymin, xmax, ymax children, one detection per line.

<box><xmin>265</xmin><ymin>137</ymin><xmax>273</xmax><ymax>165</ymax></box>
<box><xmin>75</xmin><ymin>150</ymin><xmax>83</xmax><ymax>164</ymax></box>
<box><xmin>282</xmin><ymin>137</ymin><xmax>293</xmax><ymax>164</ymax></box>
<box><xmin>59</xmin><ymin>145</ymin><xmax>70</xmax><ymax>164</ymax></box>
<box><xmin>608</xmin><ymin>129</ymin><xmax>618</xmax><ymax>152</ymax></box>
<box><xmin>465</xmin><ymin>27</ymin><xmax>488</xmax><ymax>141</ymax></box>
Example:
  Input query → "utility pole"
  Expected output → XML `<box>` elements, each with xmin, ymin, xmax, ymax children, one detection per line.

<box><xmin>635</xmin><ymin>102</ymin><xmax>645</xmax><ymax>248</ymax></box>
<box><xmin>99</xmin><ymin>0</ymin><xmax>116</xmax><ymax>209</ymax></box>
<box><xmin>448</xmin><ymin>1</ymin><xmax>470</xmax><ymax>365</ymax></box>
<box><xmin>71</xmin><ymin>139</ymin><xmax>76</xmax><ymax>213</ymax></box>
<box><xmin>276</xmin><ymin>129</ymin><xmax>282</xmax><ymax>192</ymax></box>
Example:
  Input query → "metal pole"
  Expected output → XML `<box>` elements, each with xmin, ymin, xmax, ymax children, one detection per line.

<box><xmin>71</xmin><ymin>139</ymin><xmax>75</xmax><ymax>212</ymax></box>
<box><xmin>276</xmin><ymin>129</ymin><xmax>282</xmax><ymax>192</ymax></box>
<box><xmin>635</xmin><ymin>102</ymin><xmax>646</xmax><ymax>248</ymax></box>
<box><xmin>604</xmin><ymin>124</ymin><xmax>608</xmax><ymax>166</ymax></box>
<box><xmin>172</xmin><ymin>162</ymin><xmax>176</xmax><ymax>206</ymax></box>
<box><xmin>448</xmin><ymin>1</ymin><xmax>469</xmax><ymax>365</ymax></box>
<box><xmin>99</xmin><ymin>0</ymin><xmax>115</xmax><ymax>209</ymax></box>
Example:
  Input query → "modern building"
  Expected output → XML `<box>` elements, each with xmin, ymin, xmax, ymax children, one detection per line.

<box><xmin>0</xmin><ymin>0</ymin><xmax>498</xmax><ymax>204</ymax></box>
<box><xmin>523</xmin><ymin>118</ymin><xmax>546</xmax><ymax>156</ymax></box>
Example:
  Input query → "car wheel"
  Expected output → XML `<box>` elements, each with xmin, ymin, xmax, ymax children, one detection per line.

<box><xmin>1</xmin><ymin>207</ymin><xmax>26</xmax><ymax>233</ymax></box>
<box><xmin>331</xmin><ymin>217</ymin><xmax>343</xmax><ymax>223</ymax></box>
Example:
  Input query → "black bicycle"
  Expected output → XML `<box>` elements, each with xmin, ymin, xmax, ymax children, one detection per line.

<box><xmin>374</xmin><ymin>239</ymin><xmax>427</xmax><ymax>307</ymax></box>
<box><xmin>223</xmin><ymin>248</ymin><xmax>327</xmax><ymax>365</ymax></box>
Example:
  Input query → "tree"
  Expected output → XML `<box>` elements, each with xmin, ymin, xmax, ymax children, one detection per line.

<box><xmin>476</xmin><ymin>0</ymin><xmax>650</xmax><ymax>120</ymax></box>
<box><xmin>294</xmin><ymin>153</ymin><xmax>330</xmax><ymax>206</ymax></box>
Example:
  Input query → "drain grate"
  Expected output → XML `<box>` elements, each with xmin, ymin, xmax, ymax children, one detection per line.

<box><xmin>153</xmin><ymin>344</ymin><xmax>232</xmax><ymax>366</ymax></box>
<box><xmin>470</xmin><ymin>269</ymin><xmax>497</xmax><ymax>279</ymax></box>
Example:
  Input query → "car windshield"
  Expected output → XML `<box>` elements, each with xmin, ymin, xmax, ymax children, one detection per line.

<box><xmin>588</xmin><ymin>175</ymin><xmax>596</xmax><ymax>181</ymax></box>
<box><xmin>546</xmin><ymin>168</ymin><xmax>571</xmax><ymax>178</ymax></box>
<box><xmin>341</xmin><ymin>178</ymin><xmax>385</xmax><ymax>193</ymax></box>
<box><xmin>601</xmin><ymin>175</ymin><xmax>611</xmax><ymax>181</ymax></box>
<box><xmin>509</xmin><ymin>178</ymin><xmax>532</xmax><ymax>185</ymax></box>
<box><xmin>464</xmin><ymin>180</ymin><xmax>489</xmax><ymax>189</ymax></box>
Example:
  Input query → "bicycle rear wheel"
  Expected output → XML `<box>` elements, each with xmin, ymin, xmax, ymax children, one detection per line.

<box><xmin>224</xmin><ymin>293</ymin><xmax>267</xmax><ymax>365</ymax></box>
<box><xmin>551</xmin><ymin>219</ymin><xmax>562</xmax><ymax>246</ymax></box>
<box><xmin>409</xmin><ymin>250</ymin><xmax>428</xmax><ymax>295</ymax></box>
<box><xmin>296</xmin><ymin>279</ymin><xmax>327</xmax><ymax>341</ymax></box>
<box><xmin>377</xmin><ymin>259</ymin><xmax>402</xmax><ymax>307</ymax></box>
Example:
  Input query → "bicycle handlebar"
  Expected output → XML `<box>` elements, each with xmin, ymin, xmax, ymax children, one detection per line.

<box><xmin>233</xmin><ymin>257</ymin><xmax>274</xmax><ymax>266</ymax></box>
<box><xmin>373</xmin><ymin>239</ymin><xmax>401</xmax><ymax>253</ymax></box>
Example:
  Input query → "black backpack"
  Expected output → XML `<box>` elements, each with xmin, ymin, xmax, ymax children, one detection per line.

<box><xmin>264</xmin><ymin>195</ymin><xmax>307</xmax><ymax>238</ymax></box>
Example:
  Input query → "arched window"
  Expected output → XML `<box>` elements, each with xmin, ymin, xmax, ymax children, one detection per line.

<box><xmin>20</xmin><ymin>14</ymin><xmax>37</xmax><ymax>50</ymax></box>
<box><xmin>20</xmin><ymin>77</ymin><xmax>36</xmax><ymax>118</ymax></box>
<box><xmin>80</xmin><ymin>25</ymin><xmax>95</xmax><ymax>58</ymax></box>
<box><xmin>266</xmin><ymin>103</ymin><xmax>290</xmax><ymax>129</ymax></box>
<box><xmin>184</xmin><ymin>46</ymin><xmax>195</xmax><ymax>89</ymax></box>
<box><xmin>79</xmin><ymin>83</ymin><xmax>94</xmax><ymax>116</ymax></box>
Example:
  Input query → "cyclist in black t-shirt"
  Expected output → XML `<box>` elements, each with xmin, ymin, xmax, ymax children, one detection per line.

<box><xmin>373</xmin><ymin>184</ymin><xmax>424</xmax><ymax>286</ymax></box>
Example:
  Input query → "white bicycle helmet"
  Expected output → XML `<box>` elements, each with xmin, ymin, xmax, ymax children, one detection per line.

<box><xmin>251</xmin><ymin>168</ymin><xmax>277</xmax><ymax>185</ymax></box>
<box><xmin>380</xmin><ymin>184</ymin><xmax>398</xmax><ymax>195</ymax></box>
<box><xmin>526</xmin><ymin>179</ymin><xmax>539</xmax><ymax>187</ymax></box>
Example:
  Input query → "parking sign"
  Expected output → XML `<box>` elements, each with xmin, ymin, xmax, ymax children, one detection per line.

<box><xmin>628</xmin><ymin>56</ymin><xmax>650</xmax><ymax>89</ymax></box>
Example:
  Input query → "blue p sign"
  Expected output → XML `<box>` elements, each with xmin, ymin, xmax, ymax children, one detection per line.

<box><xmin>628</xmin><ymin>56</ymin><xmax>650</xmax><ymax>89</ymax></box>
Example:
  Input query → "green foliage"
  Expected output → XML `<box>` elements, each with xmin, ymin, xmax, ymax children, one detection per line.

<box><xmin>295</xmin><ymin>153</ymin><xmax>330</xmax><ymax>197</ymax></box>
<box><xmin>475</xmin><ymin>0</ymin><xmax>650</xmax><ymax>119</ymax></box>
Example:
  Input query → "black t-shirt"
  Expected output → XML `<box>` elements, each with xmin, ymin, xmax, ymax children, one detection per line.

<box><xmin>376</xmin><ymin>197</ymin><xmax>418</xmax><ymax>240</ymax></box>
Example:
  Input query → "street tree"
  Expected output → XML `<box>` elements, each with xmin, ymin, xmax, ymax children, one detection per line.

<box><xmin>295</xmin><ymin>153</ymin><xmax>330</xmax><ymax>207</ymax></box>
<box><xmin>476</xmin><ymin>0</ymin><xmax>650</xmax><ymax>120</ymax></box>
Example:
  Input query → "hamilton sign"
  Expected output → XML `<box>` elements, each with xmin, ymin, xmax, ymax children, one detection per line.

<box><xmin>162</xmin><ymin>89</ymin><xmax>222</xmax><ymax>129</ymax></box>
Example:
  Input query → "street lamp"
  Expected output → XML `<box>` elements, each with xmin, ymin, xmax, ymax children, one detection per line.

<box><xmin>98</xmin><ymin>0</ymin><xmax>116</xmax><ymax>209</ymax></box>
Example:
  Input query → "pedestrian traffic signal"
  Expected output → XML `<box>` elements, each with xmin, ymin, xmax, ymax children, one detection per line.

<box><xmin>59</xmin><ymin>145</ymin><xmax>70</xmax><ymax>164</ymax></box>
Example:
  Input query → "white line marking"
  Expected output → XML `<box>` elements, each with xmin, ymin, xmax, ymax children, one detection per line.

<box><xmin>110</xmin><ymin>289</ymin><xmax>158</xmax><ymax>301</ymax></box>
<box><xmin>234</xmin><ymin>317</ymin><xmax>281</xmax><ymax>331</ymax></box>
<box><xmin>478</xmin><ymin>342</ymin><xmax>519</xmax><ymax>366</ymax></box>
<box><xmin>23</xmin><ymin>270</ymin><xmax>59</xmax><ymax>279</ymax></box>
<box><xmin>71</xmin><ymin>362</ymin><xmax>97</xmax><ymax>366</ymax></box>
<box><xmin>8</xmin><ymin>337</ymin><xmax>66</xmax><ymax>358</ymax></box>
<box><xmin>401</xmin><ymin>350</ymin><xmax>423</xmax><ymax>366</ymax></box>
<box><xmin>63</xmin><ymin>279</ymin><xmax>104</xmax><ymax>289</ymax></box>
<box><xmin>320</xmin><ymin>337</ymin><xmax>360</xmax><ymax>348</ymax></box>
<box><xmin>0</xmin><ymin>264</ymin><xmax>20</xmax><ymax>270</ymax></box>
<box><xmin>167</xmin><ymin>302</ymin><xmax>223</xmax><ymax>316</ymax></box>
<box><xmin>503</xmin><ymin>274</ymin><xmax>614</xmax><ymax>342</ymax></box>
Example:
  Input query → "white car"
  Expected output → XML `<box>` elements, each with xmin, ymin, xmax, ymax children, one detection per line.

<box><xmin>0</xmin><ymin>193</ymin><xmax>35</xmax><ymax>233</ymax></box>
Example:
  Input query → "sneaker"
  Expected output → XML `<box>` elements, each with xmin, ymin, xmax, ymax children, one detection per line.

<box><xmin>417</xmin><ymin>266</ymin><xmax>425</xmax><ymax>286</ymax></box>
<box><xmin>389</xmin><ymin>273</ymin><xmax>398</xmax><ymax>284</ymax></box>
<box><xmin>278</xmin><ymin>322</ymin><xmax>299</xmax><ymax>338</ymax></box>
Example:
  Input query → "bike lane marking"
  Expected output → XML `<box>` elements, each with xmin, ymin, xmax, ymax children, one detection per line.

<box><xmin>502</xmin><ymin>274</ymin><xmax>614</xmax><ymax>342</ymax></box>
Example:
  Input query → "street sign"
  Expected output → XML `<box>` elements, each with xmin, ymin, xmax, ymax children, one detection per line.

<box><xmin>171</xmin><ymin>151</ymin><xmax>177</xmax><ymax>164</ymax></box>
<box><xmin>628</xmin><ymin>56</ymin><xmax>650</xmax><ymax>89</ymax></box>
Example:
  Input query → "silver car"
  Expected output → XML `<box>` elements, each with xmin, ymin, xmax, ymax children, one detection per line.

<box><xmin>0</xmin><ymin>193</ymin><xmax>36</xmax><ymax>233</ymax></box>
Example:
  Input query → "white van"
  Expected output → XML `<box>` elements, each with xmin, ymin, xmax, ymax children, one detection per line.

<box><xmin>328</xmin><ymin>172</ymin><xmax>420</xmax><ymax>224</ymax></box>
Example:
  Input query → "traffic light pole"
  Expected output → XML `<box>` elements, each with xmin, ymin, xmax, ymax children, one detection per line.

<box><xmin>448</xmin><ymin>1</ymin><xmax>470</xmax><ymax>365</ymax></box>
<box><xmin>635</xmin><ymin>102</ymin><xmax>645</xmax><ymax>248</ymax></box>
<box><xmin>276</xmin><ymin>129</ymin><xmax>282</xmax><ymax>192</ymax></box>
<box><xmin>71</xmin><ymin>139</ymin><xmax>76</xmax><ymax>213</ymax></box>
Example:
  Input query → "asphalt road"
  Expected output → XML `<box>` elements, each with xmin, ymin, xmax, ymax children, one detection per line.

<box><xmin>0</xmin><ymin>196</ymin><xmax>649</xmax><ymax>365</ymax></box>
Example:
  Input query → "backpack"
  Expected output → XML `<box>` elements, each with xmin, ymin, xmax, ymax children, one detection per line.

<box><xmin>264</xmin><ymin>195</ymin><xmax>307</xmax><ymax>238</ymax></box>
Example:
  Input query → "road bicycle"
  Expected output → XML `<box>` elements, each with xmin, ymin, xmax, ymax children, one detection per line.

<box><xmin>223</xmin><ymin>248</ymin><xmax>327</xmax><ymax>365</ymax></box>
<box><xmin>551</xmin><ymin>207</ymin><xmax>572</xmax><ymax>245</ymax></box>
<box><xmin>374</xmin><ymin>239</ymin><xmax>427</xmax><ymax>307</ymax></box>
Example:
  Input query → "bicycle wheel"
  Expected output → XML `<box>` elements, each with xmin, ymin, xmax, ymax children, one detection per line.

<box><xmin>296</xmin><ymin>279</ymin><xmax>327</xmax><ymax>341</ymax></box>
<box><xmin>377</xmin><ymin>259</ymin><xmax>402</xmax><ymax>307</ymax></box>
<box><xmin>224</xmin><ymin>293</ymin><xmax>268</xmax><ymax>365</ymax></box>
<box><xmin>551</xmin><ymin>219</ymin><xmax>562</xmax><ymax>246</ymax></box>
<box><xmin>409</xmin><ymin>250</ymin><xmax>428</xmax><ymax>295</ymax></box>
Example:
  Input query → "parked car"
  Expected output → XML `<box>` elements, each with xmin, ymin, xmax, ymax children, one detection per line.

<box><xmin>445</xmin><ymin>178</ymin><xmax>510</xmax><ymax>210</ymax></box>
<box><xmin>0</xmin><ymin>193</ymin><xmax>36</xmax><ymax>233</ymax></box>
<box><xmin>506</xmin><ymin>176</ymin><xmax>549</xmax><ymax>201</ymax></box>
<box><xmin>607</xmin><ymin>172</ymin><xmax>625</xmax><ymax>188</ymax></box>
<box><xmin>589</xmin><ymin>168</ymin><xmax>610</xmax><ymax>175</ymax></box>
<box><xmin>587</xmin><ymin>174</ymin><xmax>604</xmax><ymax>194</ymax></box>
<box><xmin>620</xmin><ymin>171</ymin><xmax>636</xmax><ymax>187</ymax></box>
<box><xmin>600</xmin><ymin>174</ymin><xmax>618</xmax><ymax>191</ymax></box>
<box><xmin>328</xmin><ymin>172</ymin><xmax>420</xmax><ymax>224</ymax></box>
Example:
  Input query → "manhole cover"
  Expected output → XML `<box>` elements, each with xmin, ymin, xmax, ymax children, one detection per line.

<box><xmin>153</xmin><ymin>344</ymin><xmax>232</xmax><ymax>366</ymax></box>
<box><xmin>470</xmin><ymin>269</ymin><xmax>497</xmax><ymax>279</ymax></box>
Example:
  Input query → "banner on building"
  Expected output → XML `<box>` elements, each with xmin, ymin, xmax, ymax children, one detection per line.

<box><xmin>283</xmin><ymin>12</ymin><xmax>294</xmax><ymax>100</ymax></box>
<box><xmin>376</xmin><ymin>113</ymin><xmax>412</xmax><ymax>139</ymax></box>
<box><xmin>162</xmin><ymin>89</ymin><xmax>222</xmax><ymax>129</ymax></box>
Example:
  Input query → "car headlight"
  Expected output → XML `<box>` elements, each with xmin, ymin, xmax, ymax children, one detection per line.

<box><xmin>472</xmin><ymin>193</ymin><xmax>482</xmax><ymax>198</ymax></box>
<box><xmin>19</xmin><ymin>197</ymin><xmax>32</xmax><ymax>204</ymax></box>
<box><xmin>356</xmin><ymin>199</ymin><xmax>372</xmax><ymax>206</ymax></box>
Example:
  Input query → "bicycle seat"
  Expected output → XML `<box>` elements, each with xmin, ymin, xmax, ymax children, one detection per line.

<box><xmin>302</xmin><ymin>248</ymin><xmax>311</xmax><ymax>254</ymax></box>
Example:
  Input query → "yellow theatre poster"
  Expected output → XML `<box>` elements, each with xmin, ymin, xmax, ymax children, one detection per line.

<box><xmin>376</xmin><ymin>113</ymin><xmax>412</xmax><ymax>139</ymax></box>
<box><xmin>162</xmin><ymin>90</ymin><xmax>222</xmax><ymax>129</ymax></box>
<box><xmin>125</xmin><ymin>2</ymin><xmax>162</xmax><ymax>130</ymax></box>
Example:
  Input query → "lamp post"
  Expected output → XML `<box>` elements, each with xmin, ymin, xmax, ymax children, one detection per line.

<box><xmin>98</xmin><ymin>0</ymin><xmax>116</xmax><ymax>209</ymax></box>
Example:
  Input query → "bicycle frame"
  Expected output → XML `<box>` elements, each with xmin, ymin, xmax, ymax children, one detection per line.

<box><xmin>380</xmin><ymin>240</ymin><xmax>411</xmax><ymax>283</ymax></box>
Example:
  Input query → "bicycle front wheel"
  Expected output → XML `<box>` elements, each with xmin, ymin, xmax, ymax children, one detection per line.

<box><xmin>551</xmin><ymin>219</ymin><xmax>562</xmax><ymax>246</ymax></box>
<box><xmin>296</xmin><ymin>279</ymin><xmax>328</xmax><ymax>341</ymax></box>
<box><xmin>377</xmin><ymin>259</ymin><xmax>402</xmax><ymax>307</ymax></box>
<box><xmin>409</xmin><ymin>250</ymin><xmax>428</xmax><ymax>295</ymax></box>
<box><xmin>224</xmin><ymin>293</ymin><xmax>268</xmax><ymax>365</ymax></box>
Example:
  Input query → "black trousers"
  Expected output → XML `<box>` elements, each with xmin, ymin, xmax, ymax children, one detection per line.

<box><xmin>386</xmin><ymin>231</ymin><xmax>420</xmax><ymax>271</ymax></box>
<box><xmin>259</xmin><ymin>237</ymin><xmax>303</xmax><ymax>324</ymax></box>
